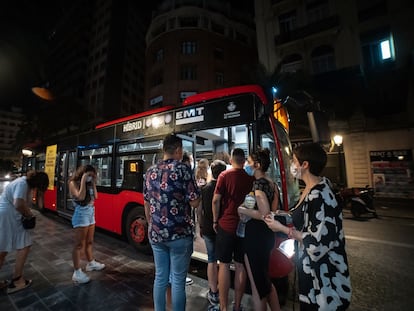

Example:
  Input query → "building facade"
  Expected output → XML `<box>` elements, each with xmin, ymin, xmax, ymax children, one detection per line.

<box><xmin>144</xmin><ymin>0</ymin><xmax>257</xmax><ymax>109</ymax></box>
<box><xmin>255</xmin><ymin>0</ymin><xmax>414</xmax><ymax>198</ymax></box>
<box><xmin>47</xmin><ymin>0</ymin><xmax>149</xmax><ymax>127</ymax></box>
<box><xmin>0</xmin><ymin>107</ymin><xmax>23</xmax><ymax>163</ymax></box>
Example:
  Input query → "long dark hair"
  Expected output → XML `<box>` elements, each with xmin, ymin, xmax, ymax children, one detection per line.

<box><xmin>26</xmin><ymin>171</ymin><xmax>49</xmax><ymax>192</ymax></box>
<box><xmin>70</xmin><ymin>165</ymin><xmax>96</xmax><ymax>182</ymax></box>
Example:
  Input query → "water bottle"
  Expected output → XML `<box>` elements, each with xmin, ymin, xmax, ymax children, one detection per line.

<box><xmin>236</xmin><ymin>220</ymin><xmax>247</xmax><ymax>238</ymax></box>
<box><xmin>236</xmin><ymin>192</ymin><xmax>256</xmax><ymax>238</ymax></box>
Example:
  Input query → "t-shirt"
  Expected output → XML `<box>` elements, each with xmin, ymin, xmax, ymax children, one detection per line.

<box><xmin>214</xmin><ymin>168</ymin><xmax>255</xmax><ymax>234</ymax></box>
<box><xmin>200</xmin><ymin>180</ymin><xmax>217</xmax><ymax>236</ymax></box>
<box><xmin>144</xmin><ymin>158</ymin><xmax>200</xmax><ymax>243</ymax></box>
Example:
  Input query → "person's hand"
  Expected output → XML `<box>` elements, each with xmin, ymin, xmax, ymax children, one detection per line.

<box><xmin>213</xmin><ymin>222</ymin><xmax>218</xmax><ymax>233</ymax></box>
<box><xmin>238</xmin><ymin>205</ymin><xmax>246</xmax><ymax>216</ymax></box>
<box><xmin>263</xmin><ymin>214</ymin><xmax>283</xmax><ymax>232</ymax></box>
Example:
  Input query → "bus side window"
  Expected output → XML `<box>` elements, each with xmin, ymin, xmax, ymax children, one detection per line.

<box><xmin>122</xmin><ymin>160</ymin><xmax>144</xmax><ymax>192</ymax></box>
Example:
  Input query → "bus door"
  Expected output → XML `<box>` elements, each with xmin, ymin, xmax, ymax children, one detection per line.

<box><xmin>56</xmin><ymin>150</ymin><xmax>77</xmax><ymax>217</ymax></box>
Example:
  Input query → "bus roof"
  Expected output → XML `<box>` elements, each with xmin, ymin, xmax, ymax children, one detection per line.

<box><xmin>95</xmin><ymin>105</ymin><xmax>175</xmax><ymax>129</ymax></box>
<box><xmin>183</xmin><ymin>84</ymin><xmax>268</xmax><ymax>107</ymax></box>
<box><xmin>95</xmin><ymin>85</ymin><xmax>269</xmax><ymax>130</ymax></box>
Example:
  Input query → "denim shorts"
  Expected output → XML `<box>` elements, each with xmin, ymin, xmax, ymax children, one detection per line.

<box><xmin>203</xmin><ymin>234</ymin><xmax>217</xmax><ymax>263</ymax></box>
<box><xmin>72</xmin><ymin>204</ymin><xmax>95</xmax><ymax>228</ymax></box>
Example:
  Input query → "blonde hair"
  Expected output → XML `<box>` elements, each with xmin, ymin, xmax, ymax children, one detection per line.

<box><xmin>196</xmin><ymin>158</ymin><xmax>209</xmax><ymax>181</ymax></box>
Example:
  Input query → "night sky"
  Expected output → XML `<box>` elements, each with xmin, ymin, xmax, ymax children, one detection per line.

<box><xmin>0</xmin><ymin>0</ymin><xmax>63</xmax><ymax>108</ymax></box>
<box><xmin>0</xmin><ymin>0</ymin><xmax>253</xmax><ymax>110</ymax></box>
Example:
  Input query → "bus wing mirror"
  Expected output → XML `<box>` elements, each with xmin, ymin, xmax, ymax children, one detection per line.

<box><xmin>307</xmin><ymin>111</ymin><xmax>331</xmax><ymax>144</ymax></box>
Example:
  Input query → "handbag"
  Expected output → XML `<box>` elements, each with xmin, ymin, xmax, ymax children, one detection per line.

<box><xmin>268</xmin><ymin>234</ymin><xmax>295</xmax><ymax>278</ymax></box>
<box><xmin>21</xmin><ymin>216</ymin><xmax>36</xmax><ymax>229</ymax></box>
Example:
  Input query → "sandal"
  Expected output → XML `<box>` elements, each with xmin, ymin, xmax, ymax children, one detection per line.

<box><xmin>7</xmin><ymin>276</ymin><xmax>32</xmax><ymax>294</ymax></box>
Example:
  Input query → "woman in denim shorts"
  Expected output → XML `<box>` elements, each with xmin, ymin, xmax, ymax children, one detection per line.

<box><xmin>69</xmin><ymin>165</ymin><xmax>105</xmax><ymax>284</ymax></box>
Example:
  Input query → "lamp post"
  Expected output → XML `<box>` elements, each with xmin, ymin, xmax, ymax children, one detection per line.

<box><xmin>333</xmin><ymin>134</ymin><xmax>344</xmax><ymax>186</ymax></box>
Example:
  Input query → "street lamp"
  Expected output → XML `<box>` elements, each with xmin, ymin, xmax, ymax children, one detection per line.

<box><xmin>333</xmin><ymin>134</ymin><xmax>344</xmax><ymax>186</ymax></box>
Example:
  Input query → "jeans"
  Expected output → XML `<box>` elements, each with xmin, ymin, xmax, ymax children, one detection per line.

<box><xmin>151</xmin><ymin>236</ymin><xmax>193</xmax><ymax>311</ymax></box>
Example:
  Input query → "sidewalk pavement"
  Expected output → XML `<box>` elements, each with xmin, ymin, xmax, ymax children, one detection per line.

<box><xmin>0</xmin><ymin>210</ymin><xmax>297</xmax><ymax>310</ymax></box>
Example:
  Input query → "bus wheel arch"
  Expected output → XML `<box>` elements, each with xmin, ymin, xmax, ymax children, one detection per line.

<box><xmin>123</xmin><ymin>205</ymin><xmax>152</xmax><ymax>254</ymax></box>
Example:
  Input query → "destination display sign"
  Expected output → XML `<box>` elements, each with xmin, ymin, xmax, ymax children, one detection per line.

<box><xmin>115</xmin><ymin>93</ymin><xmax>257</xmax><ymax>141</ymax></box>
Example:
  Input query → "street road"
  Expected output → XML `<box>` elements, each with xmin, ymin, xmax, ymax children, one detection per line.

<box><xmin>342</xmin><ymin>209</ymin><xmax>414</xmax><ymax>311</ymax></box>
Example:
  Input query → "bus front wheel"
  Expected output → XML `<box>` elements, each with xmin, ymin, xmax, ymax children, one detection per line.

<box><xmin>125</xmin><ymin>208</ymin><xmax>152</xmax><ymax>254</ymax></box>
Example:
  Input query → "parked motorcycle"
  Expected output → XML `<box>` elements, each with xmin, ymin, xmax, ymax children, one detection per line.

<box><xmin>336</xmin><ymin>186</ymin><xmax>377</xmax><ymax>219</ymax></box>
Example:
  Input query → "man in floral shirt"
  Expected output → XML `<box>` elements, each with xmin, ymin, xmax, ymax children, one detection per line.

<box><xmin>144</xmin><ymin>134</ymin><xmax>200</xmax><ymax>311</ymax></box>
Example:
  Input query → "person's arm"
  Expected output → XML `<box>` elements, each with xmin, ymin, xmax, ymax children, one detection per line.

<box><xmin>238</xmin><ymin>189</ymin><xmax>269</xmax><ymax>220</ymax></box>
<box><xmin>14</xmin><ymin>198</ymin><xmax>34</xmax><ymax>218</ymax></box>
<box><xmin>69</xmin><ymin>174</ymin><xmax>88</xmax><ymax>201</ymax></box>
<box><xmin>144</xmin><ymin>201</ymin><xmax>151</xmax><ymax>223</ymax></box>
<box><xmin>263</xmin><ymin>215</ymin><xmax>303</xmax><ymax>243</ymax></box>
<box><xmin>92</xmin><ymin>175</ymin><xmax>98</xmax><ymax>200</ymax></box>
<box><xmin>212</xmin><ymin>193</ymin><xmax>221</xmax><ymax>233</ymax></box>
<box><xmin>197</xmin><ymin>198</ymin><xmax>204</xmax><ymax>237</ymax></box>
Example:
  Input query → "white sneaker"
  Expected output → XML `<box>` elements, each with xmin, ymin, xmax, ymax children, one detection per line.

<box><xmin>85</xmin><ymin>259</ymin><xmax>105</xmax><ymax>271</ymax></box>
<box><xmin>186</xmin><ymin>277</ymin><xmax>194</xmax><ymax>285</ymax></box>
<box><xmin>72</xmin><ymin>270</ymin><xmax>90</xmax><ymax>284</ymax></box>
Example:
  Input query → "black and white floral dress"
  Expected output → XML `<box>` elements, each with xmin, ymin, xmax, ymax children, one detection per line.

<box><xmin>291</xmin><ymin>177</ymin><xmax>352</xmax><ymax>310</ymax></box>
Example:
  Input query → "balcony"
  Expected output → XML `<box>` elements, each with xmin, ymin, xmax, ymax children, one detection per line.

<box><xmin>274</xmin><ymin>15</ymin><xmax>340</xmax><ymax>45</ymax></box>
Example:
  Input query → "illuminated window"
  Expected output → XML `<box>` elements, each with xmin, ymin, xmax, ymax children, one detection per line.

<box><xmin>181</xmin><ymin>41</ymin><xmax>197</xmax><ymax>55</ymax></box>
<box><xmin>380</xmin><ymin>40</ymin><xmax>391</xmax><ymax>59</ymax></box>
<box><xmin>361</xmin><ymin>30</ymin><xmax>395</xmax><ymax>69</ymax></box>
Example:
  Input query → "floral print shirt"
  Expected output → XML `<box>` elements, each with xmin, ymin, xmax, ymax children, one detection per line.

<box><xmin>144</xmin><ymin>158</ymin><xmax>200</xmax><ymax>243</ymax></box>
<box><xmin>291</xmin><ymin>177</ymin><xmax>352</xmax><ymax>310</ymax></box>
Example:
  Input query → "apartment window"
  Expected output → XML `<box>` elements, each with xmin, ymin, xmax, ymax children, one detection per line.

<box><xmin>179</xmin><ymin>16</ymin><xmax>198</xmax><ymax>28</ymax></box>
<box><xmin>214</xmin><ymin>47</ymin><xmax>224</xmax><ymax>60</ymax></box>
<box><xmin>154</xmin><ymin>48</ymin><xmax>164</xmax><ymax>63</ymax></box>
<box><xmin>281</xmin><ymin>54</ymin><xmax>303</xmax><ymax>73</ymax></box>
<box><xmin>180</xmin><ymin>66</ymin><xmax>197</xmax><ymax>80</ymax></box>
<box><xmin>181</xmin><ymin>41</ymin><xmax>197</xmax><ymax>55</ymax></box>
<box><xmin>212</xmin><ymin>22</ymin><xmax>225</xmax><ymax>35</ymax></box>
<box><xmin>215</xmin><ymin>72</ymin><xmax>224</xmax><ymax>86</ymax></box>
<box><xmin>279</xmin><ymin>10</ymin><xmax>297</xmax><ymax>33</ymax></box>
<box><xmin>361</xmin><ymin>33</ymin><xmax>395</xmax><ymax>69</ymax></box>
<box><xmin>307</xmin><ymin>0</ymin><xmax>329</xmax><ymax>23</ymax></box>
<box><xmin>311</xmin><ymin>45</ymin><xmax>335</xmax><ymax>74</ymax></box>
<box><xmin>151</xmin><ymin>72</ymin><xmax>163</xmax><ymax>87</ymax></box>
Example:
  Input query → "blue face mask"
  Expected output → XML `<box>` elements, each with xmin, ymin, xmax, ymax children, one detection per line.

<box><xmin>244</xmin><ymin>165</ymin><xmax>255</xmax><ymax>176</ymax></box>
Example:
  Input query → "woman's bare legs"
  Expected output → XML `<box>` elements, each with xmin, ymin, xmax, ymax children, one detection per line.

<box><xmin>244</xmin><ymin>254</ymin><xmax>280</xmax><ymax>311</ymax></box>
<box><xmin>72</xmin><ymin>227</ymin><xmax>88</xmax><ymax>269</ymax></box>
<box><xmin>85</xmin><ymin>224</ymin><xmax>96</xmax><ymax>261</ymax></box>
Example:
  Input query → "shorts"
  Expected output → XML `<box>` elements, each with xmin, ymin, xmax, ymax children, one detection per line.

<box><xmin>215</xmin><ymin>226</ymin><xmax>244</xmax><ymax>264</ymax></box>
<box><xmin>203</xmin><ymin>234</ymin><xmax>217</xmax><ymax>263</ymax></box>
<box><xmin>72</xmin><ymin>204</ymin><xmax>95</xmax><ymax>228</ymax></box>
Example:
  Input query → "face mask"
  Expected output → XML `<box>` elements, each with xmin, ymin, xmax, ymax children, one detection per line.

<box><xmin>244</xmin><ymin>165</ymin><xmax>255</xmax><ymax>176</ymax></box>
<box><xmin>86</xmin><ymin>176</ymin><xmax>93</xmax><ymax>183</ymax></box>
<box><xmin>290</xmin><ymin>163</ymin><xmax>302</xmax><ymax>180</ymax></box>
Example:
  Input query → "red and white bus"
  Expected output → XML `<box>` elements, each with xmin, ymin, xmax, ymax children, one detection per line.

<box><xmin>25</xmin><ymin>84</ymin><xmax>305</xmax><ymax>260</ymax></box>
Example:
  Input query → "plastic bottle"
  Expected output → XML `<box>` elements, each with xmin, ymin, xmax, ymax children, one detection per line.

<box><xmin>236</xmin><ymin>192</ymin><xmax>256</xmax><ymax>237</ymax></box>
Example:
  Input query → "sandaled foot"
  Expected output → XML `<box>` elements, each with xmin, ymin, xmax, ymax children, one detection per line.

<box><xmin>7</xmin><ymin>276</ymin><xmax>32</xmax><ymax>294</ymax></box>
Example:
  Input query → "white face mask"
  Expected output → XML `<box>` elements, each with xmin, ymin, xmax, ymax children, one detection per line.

<box><xmin>86</xmin><ymin>176</ymin><xmax>93</xmax><ymax>183</ymax></box>
<box><xmin>290</xmin><ymin>163</ymin><xmax>302</xmax><ymax>180</ymax></box>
